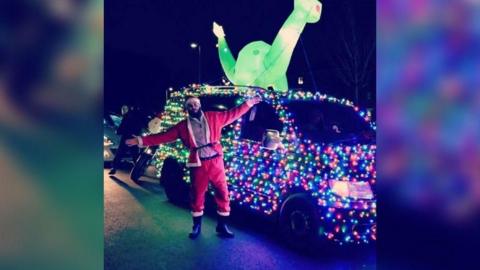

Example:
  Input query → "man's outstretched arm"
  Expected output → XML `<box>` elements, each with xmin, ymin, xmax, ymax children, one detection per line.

<box><xmin>217</xmin><ymin>96</ymin><xmax>262</xmax><ymax>127</ymax></box>
<box><xmin>126</xmin><ymin>125</ymin><xmax>180</xmax><ymax>147</ymax></box>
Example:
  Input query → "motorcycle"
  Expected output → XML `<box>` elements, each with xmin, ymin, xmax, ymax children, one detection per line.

<box><xmin>130</xmin><ymin>145</ymin><xmax>158</xmax><ymax>181</ymax></box>
<box><xmin>130</xmin><ymin>115</ymin><xmax>162</xmax><ymax>181</ymax></box>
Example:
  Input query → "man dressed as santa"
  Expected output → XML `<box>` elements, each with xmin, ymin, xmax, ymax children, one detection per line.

<box><xmin>126</xmin><ymin>95</ymin><xmax>261</xmax><ymax>239</ymax></box>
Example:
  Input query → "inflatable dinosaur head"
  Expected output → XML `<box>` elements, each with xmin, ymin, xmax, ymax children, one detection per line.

<box><xmin>294</xmin><ymin>0</ymin><xmax>322</xmax><ymax>23</ymax></box>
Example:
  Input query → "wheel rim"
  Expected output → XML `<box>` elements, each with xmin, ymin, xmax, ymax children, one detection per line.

<box><xmin>289</xmin><ymin>210</ymin><xmax>310</xmax><ymax>236</ymax></box>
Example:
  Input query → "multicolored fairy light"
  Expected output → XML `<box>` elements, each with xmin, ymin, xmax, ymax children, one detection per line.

<box><xmin>152</xmin><ymin>85</ymin><xmax>376</xmax><ymax>245</ymax></box>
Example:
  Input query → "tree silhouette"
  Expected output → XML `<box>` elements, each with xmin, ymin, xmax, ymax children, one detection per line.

<box><xmin>329</xmin><ymin>3</ymin><xmax>375</xmax><ymax>106</ymax></box>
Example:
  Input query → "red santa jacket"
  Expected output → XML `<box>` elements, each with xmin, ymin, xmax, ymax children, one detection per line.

<box><xmin>139</xmin><ymin>102</ymin><xmax>252</xmax><ymax>167</ymax></box>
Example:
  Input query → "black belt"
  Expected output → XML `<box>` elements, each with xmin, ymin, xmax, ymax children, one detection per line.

<box><xmin>200</xmin><ymin>154</ymin><xmax>220</xmax><ymax>161</ymax></box>
<box><xmin>194</xmin><ymin>142</ymin><xmax>218</xmax><ymax>150</ymax></box>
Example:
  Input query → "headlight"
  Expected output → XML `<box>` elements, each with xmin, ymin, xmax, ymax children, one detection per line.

<box><xmin>328</xmin><ymin>180</ymin><xmax>373</xmax><ymax>200</ymax></box>
<box><xmin>146</xmin><ymin>148</ymin><xmax>152</xmax><ymax>154</ymax></box>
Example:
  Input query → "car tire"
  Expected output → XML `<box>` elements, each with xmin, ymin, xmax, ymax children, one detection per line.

<box><xmin>130</xmin><ymin>153</ymin><xmax>151</xmax><ymax>182</ymax></box>
<box><xmin>279</xmin><ymin>194</ymin><xmax>320</xmax><ymax>250</ymax></box>
<box><xmin>161</xmin><ymin>159</ymin><xmax>190</xmax><ymax>206</ymax></box>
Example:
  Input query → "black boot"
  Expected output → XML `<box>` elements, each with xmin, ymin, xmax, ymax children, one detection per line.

<box><xmin>216</xmin><ymin>214</ymin><xmax>234</xmax><ymax>238</ymax></box>
<box><xmin>108</xmin><ymin>168</ymin><xmax>116</xmax><ymax>175</ymax></box>
<box><xmin>188</xmin><ymin>216</ymin><xmax>202</xmax><ymax>239</ymax></box>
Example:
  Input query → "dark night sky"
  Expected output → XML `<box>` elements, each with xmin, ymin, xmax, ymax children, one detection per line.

<box><xmin>105</xmin><ymin>0</ymin><xmax>375</xmax><ymax>114</ymax></box>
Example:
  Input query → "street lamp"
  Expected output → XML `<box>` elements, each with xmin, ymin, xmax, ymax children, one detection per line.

<box><xmin>190</xmin><ymin>42</ymin><xmax>201</xmax><ymax>84</ymax></box>
<box><xmin>297</xmin><ymin>76</ymin><xmax>304</xmax><ymax>85</ymax></box>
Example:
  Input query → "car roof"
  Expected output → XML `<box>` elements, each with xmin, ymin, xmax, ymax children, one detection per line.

<box><xmin>167</xmin><ymin>86</ymin><xmax>374</xmax><ymax>126</ymax></box>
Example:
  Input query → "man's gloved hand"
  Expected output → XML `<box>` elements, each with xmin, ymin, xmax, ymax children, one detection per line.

<box><xmin>246</xmin><ymin>95</ymin><xmax>262</xmax><ymax>107</ymax></box>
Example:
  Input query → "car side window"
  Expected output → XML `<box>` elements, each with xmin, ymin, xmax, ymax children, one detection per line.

<box><xmin>320</xmin><ymin>103</ymin><xmax>371</xmax><ymax>142</ymax></box>
<box><xmin>240</xmin><ymin>102</ymin><xmax>282</xmax><ymax>142</ymax></box>
<box><xmin>286</xmin><ymin>100</ymin><xmax>373</xmax><ymax>143</ymax></box>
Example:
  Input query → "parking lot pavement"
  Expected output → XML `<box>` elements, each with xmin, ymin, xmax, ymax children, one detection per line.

<box><xmin>104</xmin><ymin>169</ymin><xmax>376</xmax><ymax>270</ymax></box>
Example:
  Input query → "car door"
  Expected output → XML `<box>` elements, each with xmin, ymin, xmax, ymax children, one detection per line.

<box><xmin>291</xmin><ymin>100</ymin><xmax>376</xmax><ymax>187</ymax></box>
<box><xmin>318</xmin><ymin>102</ymin><xmax>376</xmax><ymax>185</ymax></box>
<box><xmin>226</xmin><ymin>100</ymin><xmax>284</xmax><ymax>214</ymax></box>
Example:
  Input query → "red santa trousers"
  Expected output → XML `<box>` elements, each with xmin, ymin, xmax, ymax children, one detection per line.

<box><xmin>190</xmin><ymin>156</ymin><xmax>230</xmax><ymax>217</ymax></box>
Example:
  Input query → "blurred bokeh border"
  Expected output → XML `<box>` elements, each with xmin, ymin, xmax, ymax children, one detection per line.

<box><xmin>1</xmin><ymin>0</ymin><xmax>103</xmax><ymax>269</ymax></box>
<box><xmin>1</xmin><ymin>0</ymin><xmax>479</xmax><ymax>269</ymax></box>
<box><xmin>377</xmin><ymin>0</ymin><xmax>480</xmax><ymax>269</ymax></box>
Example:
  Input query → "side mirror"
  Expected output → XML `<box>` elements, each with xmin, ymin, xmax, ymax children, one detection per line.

<box><xmin>262</xmin><ymin>129</ymin><xmax>282</xmax><ymax>150</ymax></box>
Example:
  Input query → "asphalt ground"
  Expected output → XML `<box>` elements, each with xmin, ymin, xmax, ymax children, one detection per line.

<box><xmin>104</xmin><ymin>168</ymin><xmax>375</xmax><ymax>270</ymax></box>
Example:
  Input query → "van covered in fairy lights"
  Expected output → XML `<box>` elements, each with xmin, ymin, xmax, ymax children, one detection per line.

<box><xmin>152</xmin><ymin>85</ymin><xmax>376</xmax><ymax>247</ymax></box>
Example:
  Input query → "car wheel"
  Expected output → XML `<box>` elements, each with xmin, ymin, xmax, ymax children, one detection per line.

<box><xmin>161</xmin><ymin>159</ymin><xmax>190</xmax><ymax>206</ymax></box>
<box><xmin>130</xmin><ymin>153</ymin><xmax>151</xmax><ymax>182</ymax></box>
<box><xmin>279</xmin><ymin>194</ymin><xmax>320</xmax><ymax>250</ymax></box>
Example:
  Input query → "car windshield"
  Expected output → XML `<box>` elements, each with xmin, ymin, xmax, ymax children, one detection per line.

<box><xmin>285</xmin><ymin>100</ymin><xmax>374</xmax><ymax>144</ymax></box>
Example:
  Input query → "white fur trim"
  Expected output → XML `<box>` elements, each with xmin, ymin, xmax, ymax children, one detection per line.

<box><xmin>186</xmin><ymin>113</ymin><xmax>211</xmax><ymax>168</ymax></box>
<box><xmin>186</xmin><ymin>161</ymin><xmax>201</xmax><ymax>168</ymax></box>
<box><xmin>203</xmin><ymin>113</ymin><xmax>211</xmax><ymax>144</ymax></box>
<box><xmin>186</xmin><ymin>117</ymin><xmax>201</xmax><ymax>167</ymax></box>
<box><xmin>191</xmin><ymin>211</ymin><xmax>204</xmax><ymax>217</ymax></box>
<box><xmin>217</xmin><ymin>211</ymin><xmax>230</xmax><ymax>217</ymax></box>
<box><xmin>186</xmin><ymin>117</ymin><xmax>198</xmax><ymax>148</ymax></box>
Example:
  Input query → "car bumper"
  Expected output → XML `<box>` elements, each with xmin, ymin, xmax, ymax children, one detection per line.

<box><xmin>317</xmin><ymin>203</ymin><xmax>376</xmax><ymax>245</ymax></box>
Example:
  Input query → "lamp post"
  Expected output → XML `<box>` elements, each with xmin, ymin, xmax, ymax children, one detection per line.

<box><xmin>190</xmin><ymin>42</ymin><xmax>201</xmax><ymax>84</ymax></box>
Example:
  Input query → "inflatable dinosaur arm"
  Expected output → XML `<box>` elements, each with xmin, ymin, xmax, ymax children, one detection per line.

<box><xmin>263</xmin><ymin>12</ymin><xmax>306</xmax><ymax>74</ymax></box>
<box><xmin>264</xmin><ymin>0</ymin><xmax>322</xmax><ymax>74</ymax></box>
<box><xmin>213</xmin><ymin>22</ymin><xmax>236</xmax><ymax>82</ymax></box>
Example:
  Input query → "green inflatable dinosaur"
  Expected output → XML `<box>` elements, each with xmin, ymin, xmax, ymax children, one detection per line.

<box><xmin>213</xmin><ymin>0</ymin><xmax>322</xmax><ymax>93</ymax></box>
